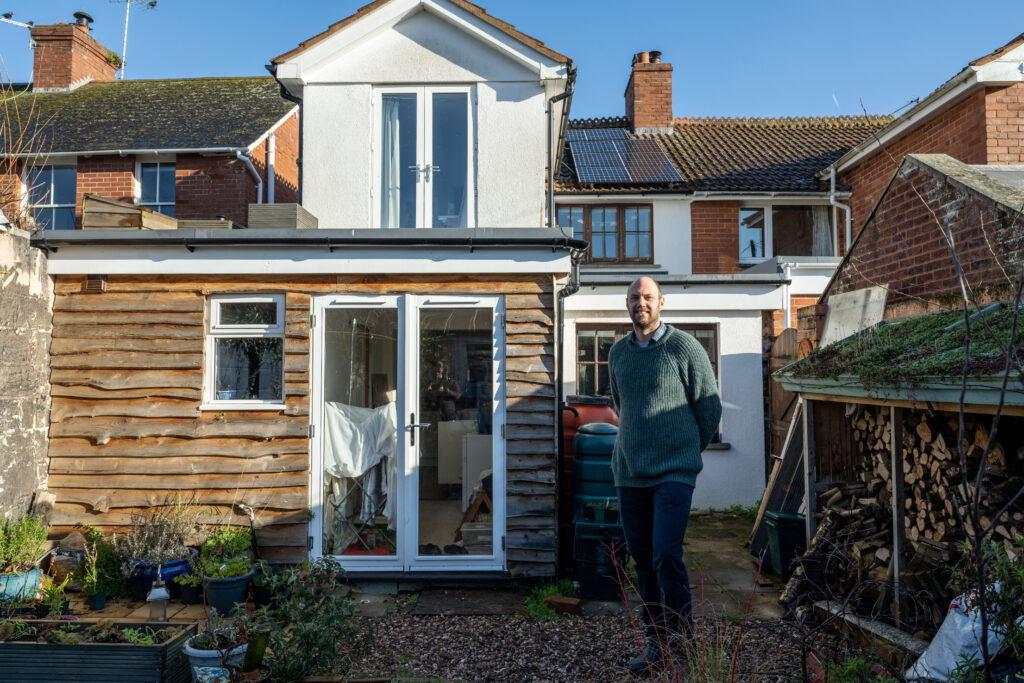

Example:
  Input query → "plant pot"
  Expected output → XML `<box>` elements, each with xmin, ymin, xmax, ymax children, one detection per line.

<box><xmin>87</xmin><ymin>591</ymin><xmax>107</xmax><ymax>610</ymax></box>
<box><xmin>184</xmin><ymin>636</ymin><xmax>246</xmax><ymax>683</ymax></box>
<box><xmin>36</xmin><ymin>598</ymin><xmax>70</xmax><ymax>618</ymax></box>
<box><xmin>203</xmin><ymin>571</ymin><xmax>253</xmax><ymax>616</ymax></box>
<box><xmin>179</xmin><ymin>582</ymin><xmax>202</xmax><ymax>605</ymax></box>
<box><xmin>242</xmin><ymin>628</ymin><xmax>270</xmax><ymax>673</ymax></box>
<box><xmin>250</xmin><ymin>582</ymin><xmax>273</xmax><ymax>607</ymax></box>
<box><xmin>126</xmin><ymin>555</ymin><xmax>194</xmax><ymax>601</ymax></box>
<box><xmin>0</xmin><ymin>567</ymin><xmax>40</xmax><ymax>603</ymax></box>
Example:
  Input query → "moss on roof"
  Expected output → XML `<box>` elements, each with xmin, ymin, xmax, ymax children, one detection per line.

<box><xmin>781</xmin><ymin>303</ymin><xmax>1024</xmax><ymax>387</ymax></box>
<box><xmin>8</xmin><ymin>77</ymin><xmax>294</xmax><ymax>153</ymax></box>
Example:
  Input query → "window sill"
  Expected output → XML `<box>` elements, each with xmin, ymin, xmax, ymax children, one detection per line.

<box><xmin>705</xmin><ymin>442</ymin><xmax>731</xmax><ymax>451</ymax></box>
<box><xmin>199</xmin><ymin>402</ymin><xmax>287</xmax><ymax>412</ymax></box>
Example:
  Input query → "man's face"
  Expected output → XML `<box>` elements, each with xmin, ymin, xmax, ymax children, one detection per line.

<box><xmin>626</xmin><ymin>278</ymin><xmax>664</xmax><ymax>331</ymax></box>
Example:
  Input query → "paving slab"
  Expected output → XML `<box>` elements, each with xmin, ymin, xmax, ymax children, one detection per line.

<box><xmin>410</xmin><ymin>588</ymin><xmax>528</xmax><ymax>616</ymax></box>
<box><xmin>351</xmin><ymin>592</ymin><xmax>396</xmax><ymax>618</ymax></box>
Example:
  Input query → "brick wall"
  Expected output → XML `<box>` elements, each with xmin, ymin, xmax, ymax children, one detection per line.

<box><xmin>985</xmin><ymin>82</ymin><xmax>1024</xmax><ymax>164</ymax></box>
<box><xmin>176</xmin><ymin>155</ymin><xmax>255</xmax><ymax>225</ymax></box>
<box><xmin>829</xmin><ymin>159</ymin><xmax>1023</xmax><ymax>310</ymax></box>
<box><xmin>772</xmin><ymin>294</ymin><xmax>820</xmax><ymax>336</ymax></box>
<box><xmin>75</xmin><ymin>156</ymin><xmax>135</xmax><ymax>228</ymax></box>
<box><xmin>625</xmin><ymin>62</ymin><xmax>673</xmax><ymax>130</ymax></box>
<box><xmin>249</xmin><ymin>111</ymin><xmax>300</xmax><ymax>205</ymax></box>
<box><xmin>691</xmin><ymin>200</ymin><xmax>741</xmax><ymax>274</ymax></box>
<box><xmin>31</xmin><ymin>24</ymin><xmax>118</xmax><ymax>90</ymax></box>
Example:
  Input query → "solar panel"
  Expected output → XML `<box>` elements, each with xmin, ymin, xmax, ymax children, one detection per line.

<box><xmin>565</xmin><ymin>127</ymin><xmax>629</xmax><ymax>142</ymax></box>
<box><xmin>569</xmin><ymin>138</ymin><xmax>683</xmax><ymax>184</ymax></box>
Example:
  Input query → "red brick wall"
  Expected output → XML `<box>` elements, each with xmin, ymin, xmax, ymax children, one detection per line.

<box><xmin>175</xmin><ymin>155</ymin><xmax>255</xmax><ymax>226</ymax></box>
<box><xmin>691</xmin><ymin>200</ymin><xmax>741</xmax><ymax>274</ymax></box>
<box><xmin>772</xmin><ymin>294</ymin><xmax>820</xmax><ymax>336</ymax></box>
<box><xmin>74</xmin><ymin>156</ymin><xmax>135</xmax><ymax>227</ymax></box>
<box><xmin>985</xmin><ymin>82</ymin><xmax>1024</xmax><ymax>164</ymax></box>
<box><xmin>841</xmin><ymin>90</ymin><xmax>988</xmax><ymax>253</ymax></box>
<box><xmin>31</xmin><ymin>24</ymin><xmax>117</xmax><ymax>90</ymax></box>
<box><xmin>829</xmin><ymin>159</ymin><xmax>1021</xmax><ymax>311</ymax></box>
<box><xmin>625</xmin><ymin>62</ymin><xmax>673</xmax><ymax>130</ymax></box>
<box><xmin>249</xmin><ymin>110</ymin><xmax>300</xmax><ymax>205</ymax></box>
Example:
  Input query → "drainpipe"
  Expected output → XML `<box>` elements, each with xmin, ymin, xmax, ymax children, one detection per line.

<box><xmin>546</xmin><ymin>73</ymin><xmax>575</xmax><ymax>227</ymax></box>
<box><xmin>267</xmin><ymin>134</ymin><xmax>276</xmax><ymax>204</ymax></box>
<box><xmin>554</xmin><ymin>247</ymin><xmax>583</xmax><ymax>578</ymax></box>
<box><xmin>829</xmin><ymin>165</ymin><xmax>852</xmax><ymax>254</ymax></box>
<box><xmin>236</xmin><ymin>151</ymin><xmax>263</xmax><ymax>205</ymax></box>
<box><xmin>782</xmin><ymin>262</ymin><xmax>792</xmax><ymax>331</ymax></box>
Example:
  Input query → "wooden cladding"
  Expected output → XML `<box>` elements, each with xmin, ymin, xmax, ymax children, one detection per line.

<box><xmin>47</xmin><ymin>274</ymin><xmax>559</xmax><ymax>576</ymax></box>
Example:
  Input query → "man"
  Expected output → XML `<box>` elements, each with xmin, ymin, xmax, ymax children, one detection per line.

<box><xmin>608</xmin><ymin>276</ymin><xmax>722</xmax><ymax>673</ymax></box>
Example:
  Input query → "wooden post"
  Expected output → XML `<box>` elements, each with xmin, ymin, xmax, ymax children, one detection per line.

<box><xmin>890</xmin><ymin>405</ymin><xmax>907</xmax><ymax>628</ymax></box>
<box><xmin>802</xmin><ymin>398</ymin><xmax>816</xmax><ymax>545</ymax></box>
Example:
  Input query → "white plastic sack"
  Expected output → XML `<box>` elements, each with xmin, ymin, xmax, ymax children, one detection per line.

<box><xmin>906</xmin><ymin>588</ymin><xmax>1004</xmax><ymax>681</ymax></box>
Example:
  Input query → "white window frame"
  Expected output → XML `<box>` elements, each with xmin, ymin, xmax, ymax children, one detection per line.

<box><xmin>371</xmin><ymin>85</ymin><xmax>476</xmax><ymax>229</ymax></box>
<box><xmin>23</xmin><ymin>162</ymin><xmax>77</xmax><ymax>230</ymax></box>
<box><xmin>738</xmin><ymin>204</ymin><xmax>771</xmax><ymax>264</ymax></box>
<box><xmin>135</xmin><ymin>155</ymin><xmax>176</xmax><ymax>216</ymax></box>
<box><xmin>202</xmin><ymin>294</ymin><xmax>286</xmax><ymax>410</ymax></box>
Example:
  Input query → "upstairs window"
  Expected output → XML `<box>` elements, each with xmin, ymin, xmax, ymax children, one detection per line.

<box><xmin>205</xmin><ymin>295</ymin><xmax>285</xmax><ymax>407</ymax></box>
<box><xmin>557</xmin><ymin>204</ymin><xmax>653</xmax><ymax>263</ymax></box>
<box><xmin>739</xmin><ymin>205</ymin><xmax>834</xmax><ymax>263</ymax></box>
<box><xmin>137</xmin><ymin>160</ymin><xmax>175</xmax><ymax>216</ymax></box>
<box><xmin>27</xmin><ymin>165</ymin><xmax>76</xmax><ymax>230</ymax></box>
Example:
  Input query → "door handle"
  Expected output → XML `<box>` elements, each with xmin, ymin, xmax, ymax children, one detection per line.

<box><xmin>407</xmin><ymin>413</ymin><xmax>431</xmax><ymax>446</ymax></box>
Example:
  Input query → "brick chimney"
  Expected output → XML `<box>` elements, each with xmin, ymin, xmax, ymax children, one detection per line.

<box><xmin>625</xmin><ymin>50</ymin><xmax>673</xmax><ymax>134</ymax></box>
<box><xmin>31</xmin><ymin>12</ymin><xmax>118</xmax><ymax>91</ymax></box>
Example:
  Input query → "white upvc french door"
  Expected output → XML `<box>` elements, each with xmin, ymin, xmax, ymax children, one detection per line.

<box><xmin>310</xmin><ymin>294</ymin><xmax>505</xmax><ymax>572</ymax></box>
<box><xmin>374</xmin><ymin>85</ymin><xmax>475</xmax><ymax>229</ymax></box>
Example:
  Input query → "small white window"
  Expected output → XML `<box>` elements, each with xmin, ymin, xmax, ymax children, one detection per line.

<box><xmin>205</xmin><ymin>295</ymin><xmax>285</xmax><ymax>408</ymax></box>
<box><xmin>26</xmin><ymin>165</ymin><xmax>77</xmax><ymax>230</ymax></box>
<box><xmin>136</xmin><ymin>160</ymin><xmax>176</xmax><ymax>216</ymax></box>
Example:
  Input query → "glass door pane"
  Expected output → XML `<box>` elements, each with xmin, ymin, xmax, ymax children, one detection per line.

<box><xmin>417</xmin><ymin>306</ymin><xmax>494</xmax><ymax>556</ymax></box>
<box><xmin>381</xmin><ymin>93</ymin><xmax>418</xmax><ymax>229</ymax></box>
<box><xmin>430</xmin><ymin>92</ymin><xmax>468</xmax><ymax>228</ymax></box>
<box><xmin>321</xmin><ymin>307</ymin><xmax>400</xmax><ymax>556</ymax></box>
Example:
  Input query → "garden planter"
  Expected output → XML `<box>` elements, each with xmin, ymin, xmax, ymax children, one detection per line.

<box><xmin>183</xmin><ymin>637</ymin><xmax>246</xmax><ymax>682</ymax></box>
<box><xmin>87</xmin><ymin>591</ymin><xmax>107</xmax><ymax>610</ymax></box>
<box><xmin>0</xmin><ymin>620</ymin><xmax>196</xmax><ymax>683</ymax></box>
<box><xmin>0</xmin><ymin>567</ymin><xmax>40</xmax><ymax>603</ymax></box>
<box><xmin>36</xmin><ymin>598</ymin><xmax>71</xmax><ymax>618</ymax></box>
<box><xmin>127</xmin><ymin>556</ymin><xmax>193</xmax><ymax>600</ymax></box>
<box><xmin>203</xmin><ymin>571</ymin><xmax>253</xmax><ymax>615</ymax></box>
<box><xmin>179</xmin><ymin>583</ymin><xmax>202</xmax><ymax>605</ymax></box>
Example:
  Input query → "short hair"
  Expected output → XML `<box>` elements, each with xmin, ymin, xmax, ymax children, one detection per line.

<box><xmin>628</xmin><ymin>276</ymin><xmax>663</xmax><ymax>298</ymax></box>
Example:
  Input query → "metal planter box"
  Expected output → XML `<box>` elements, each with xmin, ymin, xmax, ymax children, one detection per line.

<box><xmin>0</xmin><ymin>620</ymin><xmax>197</xmax><ymax>683</ymax></box>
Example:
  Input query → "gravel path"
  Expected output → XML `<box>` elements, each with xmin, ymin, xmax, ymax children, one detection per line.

<box><xmin>347</xmin><ymin>606</ymin><xmax>861</xmax><ymax>681</ymax></box>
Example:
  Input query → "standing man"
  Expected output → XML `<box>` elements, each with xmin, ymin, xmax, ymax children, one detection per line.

<box><xmin>608</xmin><ymin>276</ymin><xmax>722</xmax><ymax>673</ymax></box>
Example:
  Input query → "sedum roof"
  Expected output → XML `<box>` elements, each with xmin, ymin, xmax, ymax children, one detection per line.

<box><xmin>6</xmin><ymin>77</ymin><xmax>295</xmax><ymax>155</ymax></box>
<box><xmin>557</xmin><ymin>114</ymin><xmax>890</xmax><ymax>194</ymax></box>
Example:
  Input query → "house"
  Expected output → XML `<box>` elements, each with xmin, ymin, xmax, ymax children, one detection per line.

<box><xmin>0</xmin><ymin>14</ymin><xmax>299</xmax><ymax>230</ymax></box>
<box><xmin>554</xmin><ymin>51</ymin><xmax>888</xmax><ymax>508</ymax></box>
<box><xmin>26</xmin><ymin>0</ymin><xmax>581</xmax><ymax>579</ymax></box>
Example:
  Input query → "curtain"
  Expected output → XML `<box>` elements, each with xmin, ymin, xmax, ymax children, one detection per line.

<box><xmin>381</xmin><ymin>97</ymin><xmax>401</xmax><ymax>229</ymax></box>
<box><xmin>812</xmin><ymin>205</ymin><xmax>834</xmax><ymax>256</ymax></box>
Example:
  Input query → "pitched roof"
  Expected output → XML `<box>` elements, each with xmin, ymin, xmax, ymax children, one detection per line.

<box><xmin>272</xmin><ymin>0</ymin><xmax>569</xmax><ymax>65</ymax></box>
<box><xmin>557</xmin><ymin>115</ymin><xmax>889</xmax><ymax>194</ymax></box>
<box><xmin>6</xmin><ymin>77</ymin><xmax>295</xmax><ymax>155</ymax></box>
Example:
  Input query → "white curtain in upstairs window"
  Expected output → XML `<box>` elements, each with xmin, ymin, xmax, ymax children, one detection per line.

<box><xmin>381</xmin><ymin>97</ymin><xmax>402</xmax><ymax>229</ymax></box>
<box><xmin>812</xmin><ymin>205</ymin><xmax>834</xmax><ymax>256</ymax></box>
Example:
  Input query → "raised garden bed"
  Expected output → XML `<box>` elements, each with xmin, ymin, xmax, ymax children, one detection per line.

<box><xmin>0</xmin><ymin>619</ymin><xmax>197</xmax><ymax>683</ymax></box>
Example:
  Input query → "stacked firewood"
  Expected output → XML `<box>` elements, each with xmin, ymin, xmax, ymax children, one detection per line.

<box><xmin>782</xmin><ymin>406</ymin><xmax>1023</xmax><ymax>635</ymax></box>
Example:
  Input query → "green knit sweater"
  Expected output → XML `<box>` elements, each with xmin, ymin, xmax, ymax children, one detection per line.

<box><xmin>608</xmin><ymin>325</ymin><xmax>723</xmax><ymax>488</ymax></box>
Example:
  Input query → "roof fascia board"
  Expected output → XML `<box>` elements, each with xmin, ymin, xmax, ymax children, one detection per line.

<box><xmin>247</xmin><ymin>105</ymin><xmax>300</xmax><ymax>152</ymax></box>
<box><xmin>775</xmin><ymin>374</ymin><xmax>1024</xmax><ymax>410</ymax></box>
<box><xmin>15</xmin><ymin>146</ymin><xmax>247</xmax><ymax>159</ymax></box>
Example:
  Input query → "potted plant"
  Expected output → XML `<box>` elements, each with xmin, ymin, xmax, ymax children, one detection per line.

<box><xmin>249</xmin><ymin>559</ymin><xmax>276</xmax><ymax>608</ymax></box>
<box><xmin>114</xmin><ymin>505</ymin><xmax>201</xmax><ymax>600</ymax></box>
<box><xmin>0</xmin><ymin>512</ymin><xmax>48</xmax><ymax>603</ymax></box>
<box><xmin>183</xmin><ymin>610</ymin><xmax>248</xmax><ymax>681</ymax></box>
<box><xmin>199</xmin><ymin>526</ymin><xmax>253</xmax><ymax>616</ymax></box>
<box><xmin>81</xmin><ymin>539</ymin><xmax>106</xmax><ymax>610</ymax></box>
<box><xmin>174</xmin><ymin>569</ymin><xmax>203</xmax><ymax>606</ymax></box>
<box><xmin>37</xmin><ymin>575</ymin><xmax>71</xmax><ymax>618</ymax></box>
<box><xmin>76</xmin><ymin>527</ymin><xmax>126</xmax><ymax>610</ymax></box>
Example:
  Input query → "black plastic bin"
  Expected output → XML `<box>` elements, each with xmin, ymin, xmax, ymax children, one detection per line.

<box><xmin>573</xmin><ymin>511</ymin><xmax>628</xmax><ymax>600</ymax></box>
<box><xmin>763</xmin><ymin>510</ymin><xmax>806</xmax><ymax>581</ymax></box>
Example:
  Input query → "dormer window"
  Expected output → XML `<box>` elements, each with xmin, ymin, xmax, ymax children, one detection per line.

<box><xmin>375</xmin><ymin>86</ymin><xmax>475</xmax><ymax>229</ymax></box>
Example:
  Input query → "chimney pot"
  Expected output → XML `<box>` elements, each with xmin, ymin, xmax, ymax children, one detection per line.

<box><xmin>649</xmin><ymin>50</ymin><xmax>662</xmax><ymax>63</ymax></box>
<box><xmin>73</xmin><ymin>11</ymin><xmax>93</xmax><ymax>28</ymax></box>
<box><xmin>633</xmin><ymin>51</ymin><xmax>650</xmax><ymax>65</ymax></box>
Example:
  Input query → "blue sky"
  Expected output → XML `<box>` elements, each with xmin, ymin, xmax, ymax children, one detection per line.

<box><xmin>2</xmin><ymin>1</ymin><xmax>1023</xmax><ymax>119</ymax></box>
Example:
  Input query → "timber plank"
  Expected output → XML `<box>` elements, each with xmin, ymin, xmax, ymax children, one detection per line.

<box><xmin>506</xmin><ymin>439</ymin><xmax>555</xmax><ymax>455</ymax></box>
<box><xmin>52</xmin><ymin>486</ymin><xmax>308</xmax><ymax>510</ymax></box>
<box><xmin>506</xmin><ymin>309</ymin><xmax>553</xmax><ymax>326</ymax></box>
<box><xmin>54</xmin><ymin>292</ymin><xmax>204</xmax><ymax>313</ymax></box>
<box><xmin>506</xmin><ymin>424</ymin><xmax>554</xmax><ymax>440</ymax></box>
<box><xmin>248</xmin><ymin>524</ymin><xmax>307</xmax><ymax>546</ymax></box>
<box><xmin>285</xmin><ymin>382</ymin><xmax>310</xmax><ymax>397</ymax></box>
<box><xmin>48</xmin><ymin>437</ymin><xmax>309</xmax><ymax>458</ymax></box>
<box><xmin>50</xmin><ymin>417</ymin><xmax>309</xmax><ymax>442</ymax></box>
<box><xmin>506</xmin><ymin>549</ymin><xmax>556</xmax><ymax>563</ymax></box>
<box><xmin>507</xmin><ymin>454</ymin><xmax>555</xmax><ymax>470</ymax></box>
<box><xmin>258</xmin><ymin>546</ymin><xmax>308</xmax><ymax>564</ymax></box>
<box><xmin>509</xmin><ymin>482</ymin><xmax>556</xmax><ymax>496</ymax></box>
<box><xmin>506</xmin><ymin>371</ymin><xmax>552</xmax><ymax>385</ymax></box>
<box><xmin>53</xmin><ymin>311</ymin><xmax>203</xmax><ymax>326</ymax></box>
<box><xmin>506</xmin><ymin>323</ymin><xmax>550</xmax><ymax>335</ymax></box>
<box><xmin>506</xmin><ymin>516</ymin><xmax>556</xmax><ymax>531</ymax></box>
<box><xmin>48</xmin><ymin>471</ymin><xmax>308</xmax><ymax>490</ymax></box>
<box><xmin>50</xmin><ymin>338</ymin><xmax>201</xmax><ymax>355</ymax></box>
<box><xmin>506</xmin><ymin>530</ymin><xmax>556</xmax><ymax>550</ymax></box>
<box><xmin>52</xmin><ymin>324</ymin><xmax>204</xmax><ymax>340</ymax></box>
<box><xmin>50</xmin><ymin>351</ymin><xmax>202</xmax><ymax>370</ymax></box>
<box><xmin>50</xmin><ymin>369</ymin><xmax>202</xmax><ymax>390</ymax></box>
<box><xmin>50</xmin><ymin>386</ymin><xmax>202</xmax><ymax>401</ymax></box>
<box><xmin>505</xmin><ymin>294</ymin><xmax>554</xmax><ymax>310</ymax></box>
<box><xmin>507</xmin><ymin>382</ymin><xmax>555</xmax><ymax>398</ymax></box>
<box><xmin>506</xmin><ymin>345</ymin><xmax>552</xmax><ymax>358</ymax></box>
<box><xmin>504</xmin><ymin>334</ymin><xmax>553</xmax><ymax>345</ymax></box>
<box><xmin>507</xmin><ymin>356</ymin><xmax>554</xmax><ymax>373</ymax></box>
<box><xmin>507</xmin><ymin>496</ymin><xmax>555</xmax><ymax>517</ymax></box>
<box><xmin>284</xmin><ymin>355</ymin><xmax>309</xmax><ymax>373</ymax></box>
<box><xmin>51</xmin><ymin>398</ymin><xmax>200</xmax><ymax>422</ymax></box>
<box><xmin>48</xmin><ymin>504</ymin><xmax>308</xmax><ymax>528</ymax></box>
<box><xmin>506</xmin><ymin>463</ymin><xmax>555</xmax><ymax>479</ymax></box>
<box><xmin>48</xmin><ymin>453</ymin><xmax>308</xmax><ymax>475</ymax></box>
<box><xmin>506</xmin><ymin>397</ymin><xmax>555</xmax><ymax>412</ymax></box>
<box><xmin>506</xmin><ymin>412</ymin><xmax>554</xmax><ymax>426</ymax></box>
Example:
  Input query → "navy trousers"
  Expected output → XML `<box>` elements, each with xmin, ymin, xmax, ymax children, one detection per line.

<box><xmin>617</xmin><ymin>482</ymin><xmax>695</xmax><ymax>645</ymax></box>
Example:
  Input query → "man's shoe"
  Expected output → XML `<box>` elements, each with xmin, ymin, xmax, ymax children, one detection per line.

<box><xmin>627</xmin><ymin>644</ymin><xmax>662</xmax><ymax>674</ymax></box>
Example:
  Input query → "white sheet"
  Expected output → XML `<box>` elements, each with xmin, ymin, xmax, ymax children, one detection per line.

<box><xmin>324</xmin><ymin>401</ymin><xmax>398</xmax><ymax>527</ymax></box>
